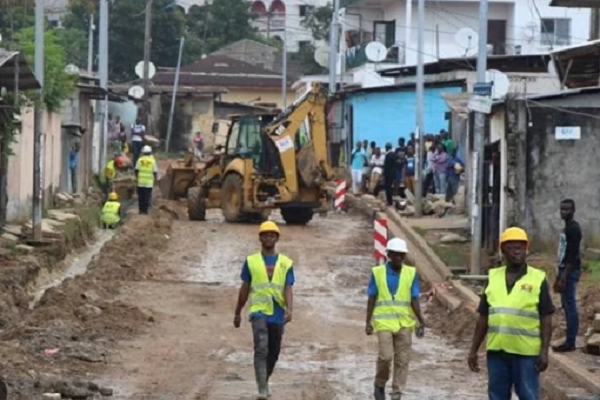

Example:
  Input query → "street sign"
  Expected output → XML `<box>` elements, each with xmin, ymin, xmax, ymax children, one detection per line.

<box><xmin>473</xmin><ymin>82</ymin><xmax>493</xmax><ymax>97</ymax></box>
<box><xmin>468</xmin><ymin>95</ymin><xmax>492</xmax><ymax>114</ymax></box>
<box><xmin>555</xmin><ymin>126</ymin><xmax>581</xmax><ymax>140</ymax></box>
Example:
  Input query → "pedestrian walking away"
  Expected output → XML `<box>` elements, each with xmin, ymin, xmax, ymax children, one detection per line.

<box><xmin>366</xmin><ymin>238</ymin><xmax>426</xmax><ymax>400</ymax></box>
<box><xmin>135</xmin><ymin>145</ymin><xmax>157</xmax><ymax>215</ymax></box>
<box><xmin>101</xmin><ymin>192</ymin><xmax>122</xmax><ymax>229</ymax></box>
<box><xmin>234</xmin><ymin>221</ymin><xmax>294</xmax><ymax>400</ymax></box>
<box><xmin>431</xmin><ymin>143</ymin><xmax>447</xmax><ymax>195</ymax></box>
<box><xmin>351</xmin><ymin>141</ymin><xmax>367</xmax><ymax>195</ymax></box>
<box><xmin>131</xmin><ymin>118</ymin><xmax>146</xmax><ymax>167</ymax></box>
<box><xmin>468</xmin><ymin>227</ymin><xmax>554</xmax><ymax>400</ymax></box>
<box><xmin>383</xmin><ymin>143</ymin><xmax>397</xmax><ymax>206</ymax></box>
<box><xmin>552</xmin><ymin>199</ymin><xmax>582</xmax><ymax>353</ymax></box>
<box><xmin>445</xmin><ymin>150</ymin><xmax>464</xmax><ymax>203</ymax></box>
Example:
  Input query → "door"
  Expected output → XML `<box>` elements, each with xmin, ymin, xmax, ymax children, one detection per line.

<box><xmin>488</xmin><ymin>20</ymin><xmax>507</xmax><ymax>55</ymax></box>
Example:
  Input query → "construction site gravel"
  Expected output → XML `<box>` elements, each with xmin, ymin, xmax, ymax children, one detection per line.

<box><xmin>2</xmin><ymin>204</ymin><xmax>579</xmax><ymax>400</ymax></box>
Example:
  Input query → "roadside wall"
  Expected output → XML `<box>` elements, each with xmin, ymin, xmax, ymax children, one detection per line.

<box><xmin>7</xmin><ymin>109</ymin><xmax>62</xmax><ymax>222</ymax></box>
<box><xmin>507</xmin><ymin>96</ymin><xmax>600</xmax><ymax>247</ymax></box>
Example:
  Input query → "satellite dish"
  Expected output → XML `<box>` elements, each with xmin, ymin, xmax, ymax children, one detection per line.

<box><xmin>454</xmin><ymin>28</ymin><xmax>478</xmax><ymax>55</ymax></box>
<box><xmin>135</xmin><ymin>61</ymin><xmax>156</xmax><ymax>80</ymax></box>
<box><xmin>128</xmin><ymin>85</ymin><xmax>145</xmax><ymax>99</ymax></box>
<box><xmin>486</xmin><ymin>69</ymin><xmax>510</xmax><ymax>99</ymax></box>
<box><xmin>0</xmin><ymin>33</ymin><xmax>3</xmax><ymax>43</ymax></box>
<box><xmin>365</xmin><ymin>42</ymin><xmax>388</xmax><ymax>62</ymax></box>
<box><xmin>65</xmin><ymin>64</ymin><xmax>79</xmax><ymax>74</ymax></box>
<box><xmin>314</xmin><ymin>46</ymin><xmax>329</xmax><ymax>68</ymax></box>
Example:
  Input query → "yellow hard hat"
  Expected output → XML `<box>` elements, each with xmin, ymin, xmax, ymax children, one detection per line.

<box><xmin>499</xmin><ymin>227</ymin><xmax>528</xmax><ymax>246</ymax></box>
<box><xmin>108</xmin><ymin>192</ymin><xmax>119</xmax><ymax>201</ymax></box>
<box><xmin>259</xmin><ymin>221</ymin><xmax>280</xmax><ymax>235</ymax></box>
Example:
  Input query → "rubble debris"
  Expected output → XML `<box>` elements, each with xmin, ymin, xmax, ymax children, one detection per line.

<box><xmin>594</xmin><ymin>314</ymin><xmax>600</xmax><ymax>332</ymax></box>
<box><xmin>440</xmin><ymin>233</ymin><xmax>469</xmax><ymax>244</ymax></box>
<box><xmin>74</xmin><ymin>304</ymin><xmax>103</xmax><ymax>321</ymax></box>
<box><xmin>47</xmin><ymin>210</ymin><xmax>80</xmax><ymax>222</ymax></box>
<box><xmin>60</xmin><ymin>383</ymin><xmax>93</xmax><ymax>399</ymax></box>
<box><xmin>432</xmin><ymin>200</ymin><xmax>454</xmax><ymax>217</ymax></box>
<box><xmin>1</xmin><ymin>232</ymin><xmax>19</xmax><ymax>243</ymax></box>
<box><xmin>3</xmin><ymin>224</ymin><xmax>22</xmax><ymax>236</ymax></box>
<box><xmin>99</xmin><ymin>387</ymin><xmax>114</xmax><ymax>396</ymax></box>
<box><xmin>15</xmin><ymin>244</ymin><xmax>35</xmax><ymax>253</ymax></box>
<box><xmin>585</xmin><ymin>333</ymin><xmax>600</xmax><ymax>356</ymax></box>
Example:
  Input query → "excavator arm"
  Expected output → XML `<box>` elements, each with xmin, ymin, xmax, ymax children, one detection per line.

<box><xmin>263</xmin><ymin>82</ymin><xmax>331</xmax><ymax>196</ymax></box>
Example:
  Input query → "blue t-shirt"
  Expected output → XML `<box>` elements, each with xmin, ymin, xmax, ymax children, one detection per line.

<box><xmin>241</xmin><ymin>254</ymin><xmax>295</xmax><ymax>325</ymax></box>
<box><xmin>351</xmin><ymin>149</ymin><xmax>366</xmax><ymax>170</ymax></box>
<box><xmin>69</xmin><ymin>151</ymin><xmax>78</xmax><ymax>170</ymax></box>
<box><xmin>446</xmin><ymin>156</ymin><xmax>464</xmax><ymax>177</ymax></box>
<box><xmin>367</xmin><ymin>263</ymin><xmax>420</xmax><ymax>299</ymax></box>
<box><xmin>405</xmin><ymin>156</ymin><xmax>415</xmax><ymax>176</ymax></box>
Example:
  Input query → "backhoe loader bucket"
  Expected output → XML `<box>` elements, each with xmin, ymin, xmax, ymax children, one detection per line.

<box><xmin>158</xmin><ymin>159</ymin><xmax>207</xmax><ymax>200</ymax></box>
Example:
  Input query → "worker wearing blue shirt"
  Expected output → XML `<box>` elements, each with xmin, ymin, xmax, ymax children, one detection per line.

<box><xmin>366</xmin><ymin>238</ymin><xmax>426</xmax><ymax>400</ymax></box>
<box><xmin>234</xmin><ymin>221</ymin><xmax>294</xmax><ymax>400</ymax></box>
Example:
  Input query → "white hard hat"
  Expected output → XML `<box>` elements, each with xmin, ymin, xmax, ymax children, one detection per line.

<box><xmin>142</xmin><ymin>145</ymin><xmax>152</xmax><ymax>154</ymax></box>
<box><xmin>386</xmin><ymin>238</ymin><xmax>408</xmax><ymax>254</ymax></box>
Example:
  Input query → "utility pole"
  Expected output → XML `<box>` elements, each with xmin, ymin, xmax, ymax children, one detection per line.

<box><xmin>87</xmin><ymin>13</ymin><xmax>94</xmax><ymax>73</ymax></box>
<box><xmin>166</xmin><ymin>37</ymin><xmax>185</xmax><ymax>153</ymax></box>
<box><xmin>281</xmin><ymin>23</ymin><xmax>287</xmax><ymax>109</ymax></box>
<box><xmin>328</xmin><ymin>0</ymin><xmax>340</xmax><ymax>95</ymax></box>
<box><xmin>142</xmin><ymin>0</ymin><xmax>153</xmax><ymax>104</ymax></box>
<box><xmin>99</xmin><ymin>0</ymin><xmax>109</xmax><ymax>170</ymax></box>
<box><xmin>32</xmin><ymin>0</ymin><xmax>44</xmax><ymax>240</ymax></box>
<box><xmin>470</xmin><ymin>0</ymin><xmax>489</xmax><ymax>274</ymax></box>
<box><xmin>414</xmin><ymin>0</ymin><xmax>425</xmax><ymax>217</ymax></box>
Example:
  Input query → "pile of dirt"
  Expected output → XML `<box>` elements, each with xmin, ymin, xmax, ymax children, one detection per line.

<box><xmin>0</xmin><ymin>210</ymin><xmax>173</xmax><ymax>399</ymax></box>
<box><xmin>425</xmin><ymin>301</ymin><xmax>478</xmax><ymax>346</ymax></box>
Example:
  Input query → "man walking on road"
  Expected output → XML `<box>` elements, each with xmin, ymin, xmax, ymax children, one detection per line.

<box><xmin>135</xmin><ymin>145</ymin><xmax>157</xmax><ymax>215</ymax></box>
<box><xmin>234</xmin><ymin>221</ymin><xmax>294</xmax><ymax>400</ymax></box>
<box><xmin>552</xmin><ymin>199</ymin><xmax>582</xmax><ymax>353</ymax></box>
<box><xmin>468</xmin><ymin>227</ymin><xmax>554</xmax><ymax>400</ymax></box>
<box><xmin>366</xmin><ymin>238</ymin><xmax>425</xmax><ymax>400</ymax></box>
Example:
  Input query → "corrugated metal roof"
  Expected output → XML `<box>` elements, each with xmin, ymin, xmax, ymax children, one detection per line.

<box><xmin>0</xmin><ymin>50</ymin><xmax>40</xmax><ymax>90</ymax></box>
<box><xmin>551</xmin><ymin>40</ymin><xmax>600</xmax><ymax>89</ymax></box>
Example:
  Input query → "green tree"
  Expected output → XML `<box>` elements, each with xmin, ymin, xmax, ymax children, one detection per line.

<box><xmin>16</xmin><ymin>27</ymin><xmax>76</xmax><ymax>111</ymax></box>
<box><xmin>0</xmin><ymin>0</ymin><xmax>35</xmax><ymax>47</ymax></box>
<box><xmin>301</xmin><ymin>4</ymin><xmax>333</xmax><ymax>43</ymax></box>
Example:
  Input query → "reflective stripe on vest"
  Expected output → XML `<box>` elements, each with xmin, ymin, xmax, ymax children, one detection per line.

<box><xmin>485</xmin><ymin>265</ymin><xmax>545</xmax><ymax>356</ymax></box>
<box><xmin>137</xmin><ymin>156</ymin><xmax>155</xmax><ymax>187</ymax></box>
<box><xmin>247</xmin><ymin>253</ymin><xmax>292</xmax><ymax>316</ymax></box>
<box><xmin>372</xmin><ymin>264</ymin><xmax>417</xmax><ymax>333</ymax></box>
<box><xmin>100</xmin><ymin>201</ymin><xmax>120</xmax><ymax>225</ymax></box>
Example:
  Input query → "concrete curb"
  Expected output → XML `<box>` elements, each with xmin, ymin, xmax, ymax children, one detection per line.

<box><xmin>353</xmin><ymin>196</ymin><xmax>600</xmax><ymax>397</ymax></box>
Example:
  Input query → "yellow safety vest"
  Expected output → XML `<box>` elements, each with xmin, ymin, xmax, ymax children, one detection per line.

<box><xmin>486</xmin><ymin>265</ymin><xmax>545</xmax><ymax>356</ymax></box>
<box><xmin>136</xmin><ymin>155</ymin><xmax>156</xmax><ymax>187</ymax></box>
<box><xmin>247</xmin><ymin>253</ymin><xmax>292</xmax><ymax>316</ymax></box>
<box><xmin>100</xmin><ymin>160</ymin><xmax>116</xmax><ymax>184</ymax></box>
<box><xmin>372</xmin><ymin>264</ymin><xmax>417</xmax><ymax>333</ymax></box>
<box><xmin>100</xmin><ymin>200</ymin><xmax>121</xmax><ymax>225</ymax></box>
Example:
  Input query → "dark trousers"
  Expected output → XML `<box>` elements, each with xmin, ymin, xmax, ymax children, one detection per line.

<box><xmin>487</xmin><ymin>352</ymin><xmax>539</xmax><ymax>400</ymax></box>
<box><xmin>445</xmin><ymin>174</ymin><xmax>460</xmax><ymax>203</ymax></box>
<box><xmin>251</xmin><ymin>317</ymin><xmax>284</xmax><ymax>379</ymax></box>
<box><xmin>423</xmin><ymin>172</ymin><xmax>434</xmax><ymax>195</ymax></box>
<box><xmin>70</xmin><ymin>168</ymin><xmax>77</xmax><ymax>193</ymax></box>
<box><xmin>384</xmin><ymin>175</ymin><xmax>394</xmax><ymax>206</ymax></box>
<box><xmin>137</xmin><ymin>186</ymin><xmax>153</xmax><ymax>214</ymax></box>
<box><xmin>559</xmin><ymin>268</ymin><xmax>581</xmax><ymax>347</ymax></box>
<box><xmin>132</xmin><ymin>141</ymin><xmax>144</xmax><ymax>167</ymax></box>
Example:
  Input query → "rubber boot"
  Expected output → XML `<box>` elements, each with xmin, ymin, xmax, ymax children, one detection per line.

<box><xmin>374</xmin><ymin>386</ymin><xmax>386</xmax><ymax>400</ymax></box>
<box><xmin>255</xmin><ymin>362</ymin><xmax>269</xmax><ymax>400</ymax></box>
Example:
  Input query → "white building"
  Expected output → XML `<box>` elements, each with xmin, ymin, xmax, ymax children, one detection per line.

<box><xmin>177</xmin><ymin>0</ymin><xmax>331</xmax><ymax>52</ymax></box>
<box><xmin>341</xmin><ymin>0</ymin><xmax>591</xmax><ymax>80</ymax></box>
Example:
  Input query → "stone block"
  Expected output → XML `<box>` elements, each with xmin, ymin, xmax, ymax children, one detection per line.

<box><xmin>593</xmin><ymin>314</ymin><xmax>600</xmax><ymax>333</ymax></box>
<box><xmin>585</xmin><ymin>333</ymin><xmax>600</xmax><ymax>356</ymax></box>
<box><xmin>3</xmin><ymin>225</ymin><xmax>22</xmax><ymax>236</ymax></box>
<box><xmin>48</xmin><ymin>210</ymin><xmax>80</xmax><ymax>222</ymax></box>
<box><xmin>15</xmin><ymin>244</ymin><xmax>34</xmax><ymax>253</ymax></box>
<box><xmin>1</xmin><ymin>233</ymin><xmax>19</xmax><ymax>243</ymax></box>
<box><xmin>440</xmin><ymin>233</ymin><xmax>469</xmax><ymax>244</ymax></box>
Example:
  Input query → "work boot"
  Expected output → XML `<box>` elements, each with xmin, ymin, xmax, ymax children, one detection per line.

<box><xmin>255</xmin><ymin>362</ymin><xmax>269</xmax><ymax>400</ymax></box>
<box><xmin>374</xmin><ymin>386</ymin><xmax>385</xmax><ymax>400</ymax></box>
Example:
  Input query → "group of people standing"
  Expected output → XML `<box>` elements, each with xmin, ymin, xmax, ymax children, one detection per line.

<box><xmin>350</xmin><ymin>130</ymin><xmax>464</xmax><ymax>206</ymax></box>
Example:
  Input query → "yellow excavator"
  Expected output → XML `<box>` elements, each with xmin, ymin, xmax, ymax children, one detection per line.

<box><xmin>160</xmin><ymin>83</ymin><xmax>332</xmax><ymax>225</ymax></box>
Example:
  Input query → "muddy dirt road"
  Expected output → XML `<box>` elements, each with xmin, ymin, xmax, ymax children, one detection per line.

<box><xmin>96</xmin><ymin>210</ymin><xmax>488</xmax><ymax>400</ymax></box>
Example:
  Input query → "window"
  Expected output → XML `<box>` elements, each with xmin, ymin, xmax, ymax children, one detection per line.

<box><xmin>373</xmin><ymin>20</ymin><xmax>395</xmax><ymax>48</ymax></box>
<box><xmin>299</xmin><ymin>5</ymin><xmax>314</xmax><ymax>17</ymax></box>
<box><xmin>226</xmin><ymin>121</ymin><xmax>240</xmax><ymax>155</ymax></box>
<box><xmin>540</xmin><ymin>18</ymin><xmax>570</xmax><ymax>46</ymax></box>
<box><xmin>298</xmin><ymin>40</ymin><xmax>311</xmax><ymax>50</ymax></box>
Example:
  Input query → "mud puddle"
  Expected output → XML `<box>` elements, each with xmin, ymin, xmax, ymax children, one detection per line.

<box><xmin>29</xmin><ymin>229</ymin><xmax>117</xmax><ymax>308</ymax></box>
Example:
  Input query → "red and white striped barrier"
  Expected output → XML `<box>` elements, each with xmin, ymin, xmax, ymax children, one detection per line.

<box><xmin>374</xmin><ymin>214</ymin><xmax>388</xmax><ymax>263</ymax></box>
<box><xmin>334</xmin><ymin>179</ymin><xmax>347</xmax><ymax>211</ymax></box>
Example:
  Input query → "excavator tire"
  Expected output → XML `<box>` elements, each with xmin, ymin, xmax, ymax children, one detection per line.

<box><xmin>221</xmin><ymin>174</ymin><xmax>244</xmax><ymax>222</ymax></box>
<box><xmin>187</xmin><ymin>187</ymin><xmax>207</xmax><ymax>221</ymax></box>
<box><xmin>281</xmin><ymin>208</ymin><xmax>314</xmax><ymax>226</ymax></box>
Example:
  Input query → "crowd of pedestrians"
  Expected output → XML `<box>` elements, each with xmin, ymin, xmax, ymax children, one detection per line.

<box><xmin>349</xmin><ymin>130</ymin><xmax>464</xmax><ymax>206</ymax></box>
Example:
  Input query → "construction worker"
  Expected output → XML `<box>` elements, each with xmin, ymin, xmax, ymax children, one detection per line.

<box><xmin>468</xmin><ymin>227</ymin><xmax>554</xmax><ymax>400</ymax></box>
<box><xmin>366</xmin><ymin>238</ymin><xmax>425</xmax><ymax>400</ymax></box>
<box><xmin>100</xmin><ymin>192</ymin><xmax>121</xmax><ymax>229</ymax></box>
<box><xmin>135</xmin><ymin>145</ymin><xmax>157</xmax><ymax>215</ymax></box>
<box><xmin>99</xmin><ymin>154</ymin><xmax>119</xmax><ymax>203</ymax></box>
<box><xmin>233</xmin><ymin>221</ymin><xmax>294</xmax><ymax>400</ymax></box>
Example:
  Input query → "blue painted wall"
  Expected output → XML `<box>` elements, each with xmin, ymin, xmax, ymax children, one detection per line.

<box><xmin>347</xmin><ymin>85</ymin><xmax>462</xmax><ymax>147</ymax></box>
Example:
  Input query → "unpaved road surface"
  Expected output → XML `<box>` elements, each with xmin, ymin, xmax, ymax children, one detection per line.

<box><xmin>96</xmin><ymin>210</ymin><xmax>488</xmax><ymax>400</ymax></box>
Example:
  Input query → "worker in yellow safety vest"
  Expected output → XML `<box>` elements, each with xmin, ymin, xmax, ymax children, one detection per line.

<box><xmin>100</xmin><ymin>192</ymin><xmax>121</xmax><ymax>229</ymax></box>
<box><xmin>468</xmin><ymin>227</ymin><xmax>554</xmax><ymax>400</ymax></box>
<box><xmin>365</xmin><ymin>238</ymin><xmax>425</xmax><ymax>400</ymax></box>
<box><xmin>135</xmin><ymin>145</ymin><xmax>157</xmax><ymax>215</ymax></box>
<box><xmin>99</xmin><ymin>154</ymin><xmax>120</xmax><ymax>203</ymax></box>
<box><xmin>233</xmin><ymin>221</ymin><xmax>294</xmax><ymax>400</ymax></box>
